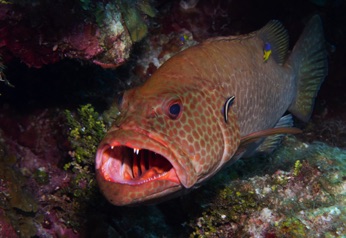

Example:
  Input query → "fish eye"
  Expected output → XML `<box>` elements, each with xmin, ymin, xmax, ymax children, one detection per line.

<box><xmin>166</xmin><ymin>100</ymin><xmax>183</xmax><ymax>119</ymax></box>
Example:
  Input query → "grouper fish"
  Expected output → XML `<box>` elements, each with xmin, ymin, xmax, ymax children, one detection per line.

<box><xmin>95</xmin><ymin>15</ymin><xmax>328</xmax><ymax>206</ymax></box>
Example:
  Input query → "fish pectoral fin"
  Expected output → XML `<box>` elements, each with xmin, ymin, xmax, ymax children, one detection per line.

<box><xmin>258</xmin><ymin>19</ymin><xmax>289</xmax><ymax>65</ymax></box>
<box><xmin>235</xmin><ymin>115</ymin><xmax>299</xmax><ymax>159</ymax></box>
<box><xmin>255</xmin><ymin>114</ymin><xmax>294</xmax><ymax>154</ymax></box>
<box><xmin>240</xmin><ymin>126</ymin><xmax>302</xmax><ymax>148</ymax></box>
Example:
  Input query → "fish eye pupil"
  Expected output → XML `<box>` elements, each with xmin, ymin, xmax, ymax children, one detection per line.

<box><xmin>169</xmin><ymin>103</ymin><xmax>181</xmax><ymax>119</ymax></box>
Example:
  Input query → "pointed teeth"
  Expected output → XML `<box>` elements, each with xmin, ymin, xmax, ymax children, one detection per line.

<box><xmin>133</xmin><ymin>148</ymin><xmax>140</xmax><ymax>155</ymax></box>
<box><xmin>108</xmin><ymin>145</ymin><xmax>140</xmax><ymax>155</ymax></box>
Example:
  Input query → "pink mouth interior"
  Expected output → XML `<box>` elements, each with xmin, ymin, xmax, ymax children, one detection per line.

<box><xmin>100</xmin><ymin>145</ymin><xmax>179</xmax><ymax>185</ymax></box>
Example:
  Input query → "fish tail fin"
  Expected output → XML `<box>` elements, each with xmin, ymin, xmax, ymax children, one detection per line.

<box><xmin>288</xmin><ymin>15</ymin><xmax>328</xmax><ymax>122</ymax></box>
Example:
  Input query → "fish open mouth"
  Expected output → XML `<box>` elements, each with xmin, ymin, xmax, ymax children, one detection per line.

<box><xmin>97</xmin><ymin>144</ymin><xmax>180</xmax><ymax>185</ymax></box>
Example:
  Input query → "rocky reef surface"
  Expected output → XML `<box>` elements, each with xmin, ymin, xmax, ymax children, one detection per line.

<box><xmin>0</xmin><ymin>0</ymin><xmax>345</xmax><ymax>237</ymax></box>
<box><xmin>0</xmin><ymin>0</ymin><xmax>157</xmax><ymax>68</ymax></box>
<box><xmin>189</xmin><ymin>136</ymin><xmax>346</xmax><ymax>237</ymax></box>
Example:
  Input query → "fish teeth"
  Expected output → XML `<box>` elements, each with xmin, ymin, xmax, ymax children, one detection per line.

<box><xmin>133</xmin><ymin>148</ymin><xmax>140</xmax><ymax>155</ymax></box>
<box><xmin>138</xmin><ymin>172</ymin><xmax>168</xmax><ymax>185</ymax></box>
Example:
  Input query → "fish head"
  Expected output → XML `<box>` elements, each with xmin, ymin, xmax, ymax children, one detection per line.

<box><xmin>95</xmin><ymin>72</ymin><xmax>240</xmax><ymax>206</ymax></box>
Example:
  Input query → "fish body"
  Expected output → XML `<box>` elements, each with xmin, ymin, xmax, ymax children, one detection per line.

<box><xmin>95</xmin><ymin>16</ymin><xmax>327</xmax><ymax>206</ymax></box>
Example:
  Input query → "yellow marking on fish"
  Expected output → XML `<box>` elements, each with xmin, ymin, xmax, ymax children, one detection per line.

<box><xmin>263</xmin><ymin>42</ymin><xmax>272</xmax><ymax>62</ymax></box>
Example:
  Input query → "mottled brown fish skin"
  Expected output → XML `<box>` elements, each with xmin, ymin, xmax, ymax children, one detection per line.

<box><xmin>95</xmin><ymin>75</ymin><xmax>241</xmax><ymax>204</ymax></box>
<box><xmin>95</xmin><ymin>16</ymin><xmax>327</xmax><ymax>205</ymax></box>
<box><xmin>169</xmin><ymin>35</ymin><xmax>295</xmax><ymax>136</ymax></box>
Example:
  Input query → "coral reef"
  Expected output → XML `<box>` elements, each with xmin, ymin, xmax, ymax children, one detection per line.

<box><xmin>189</xmin><ymin>137</ymin><xmax>346</xmax><ymax>237</ymax></box>
<box><xmin>300</xmin><ymin>118</ymin><xmax>346</xmax><ymax>148</ymax></box>
<box><xmin>0</xmin><ymin>103</ymin><xmax>111</xmax><ymax>237</ymax></box>
<box><xmin>0</xmin><ymin>107</ymin><xmax>81</xmax><ymax>237</ymax></box>
<box><xmin>0</xmin><ymin>133</ymin><xmax>38</xmax><ymax>237</ymax></box>
<box><xmin>0</xmin><ymin>0</ymin><xmax>156</xmax><ymax>68</ymax></box>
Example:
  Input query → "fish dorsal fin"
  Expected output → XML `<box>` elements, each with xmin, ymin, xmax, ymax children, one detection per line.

<box><xmin>240</xmin><ymin>127</ymin><xmax>301</xmax><ymax>147</ymax></box>
<box><xmin>258</xmin><ymin>20</ymin><xmax>289</xmax><ymax>65</ymax></box>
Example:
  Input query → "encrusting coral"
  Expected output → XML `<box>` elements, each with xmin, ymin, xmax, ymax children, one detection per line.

<box><xmin>189</xmin><ymin>136</ymin><xmax>346</xmax><ymax>237</ymax></box>
<box><xmin>0</xmin><ymin>0</ymin><xmax>157</xmax><ymax>68</ymax></box>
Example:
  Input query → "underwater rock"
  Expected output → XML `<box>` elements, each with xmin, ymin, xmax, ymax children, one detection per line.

<box><xmin>190</xmin><ymin>136</ymin><xmax>346</xmax><ymax>237</ymax></box>
<box><xmin>117</xmin><ymin>0</ymin><xmax>150</xmax><ymax>43</ymax></box>
<box><xmin>0</xmin><ymin>0</ymin><xmax>156</xmax><ymax>68</ymax></box>
<box><xmin>0</xmin><ymin>141</ymin><xmax>37</xmax><ymax>213</ymax></box>
<box><xmin>0</xmin><ymin>108</ymin><xmax>83</xmax><ymax>237</ymax></box>
<box><xmin>180</xmin><ymin>0</ymin><xmax>200</xmax><ymax>10</ymax></box>
<box><xmin>0</xmin><ymin>55</ymin><xmax>13</xmax><ymax>92</ymax></box>
<box><xmin>0</xmin><ymin>130</ymin><xmax>38</xmax><ymax>237</ymax></box>
<box><xmin>0</xmin><ymin>210</ymin><xmax>17</xmax><ymax>238</ymax></box>
<box><xmin>133</xmin><ymin>28</ymin><xmax>197</xmax><ymax>80</ymax></box>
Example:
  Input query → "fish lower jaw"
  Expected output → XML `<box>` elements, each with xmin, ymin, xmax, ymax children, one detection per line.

<box><xmin>98</xmin><ymin>145</ymin><xmax>180</xmax><ymax>186</ymax></box>
<box><xmin>121</xmin><ymin>169</ymin><xmax>177</xmax><ymax>185</ymax></box>
<box><xmin>133</xmin><ymin>171</ymin><xmax>168</xmax><ymax>185</ymax></box>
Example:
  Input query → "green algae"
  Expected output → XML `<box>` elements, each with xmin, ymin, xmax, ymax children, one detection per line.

<box><xmin>60</xmin><ymin>104</ymin><xmax>108</xmax><ymax>229</ymax></box>
<box><xmin>120</xmin><ymin>0</ymin><xmax>156</xmax><ymax>42</ymax></box>
<box><xmin>218</xmin><ymin>185</ymin><xmax>260</xmax><ymax>220</ymax></box>
<box><xmin>64</xmin><ymin>104</ymin><xmax>106</xmax><ymax>171</ymax></box>
<box><xmin>137</xmin><ymin>0</ymin><xmax>157</xmax><ymax>17</ymax></box>
<box><xmin>64</xmin><ymin>103</ymin><xmax>106</xmax><ymax>195</ymax></box>
<box><xmin>115</xmin><ymin>0</ymin><xmax>152</xmax><ymax>42</ymax></box>
<box><xmin>277</xmin><ymin>217</ymin><xmax>308</xmax><ymax>237</ymax></box>
<box><xmin>293</xmin><ymin>160</ymin><xmax>303</xmax><ymax>176</ymax></box>
<box><xmin>190</xmin><ymin>181</ymin><xmax>262</xmax><ymax>237</ymax></box>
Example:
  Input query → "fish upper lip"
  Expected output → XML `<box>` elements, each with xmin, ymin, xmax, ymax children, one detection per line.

<box><xmin>95</xmin><ymin>129</ymin><xmax>186</xmax><ymax>186</ymax></box>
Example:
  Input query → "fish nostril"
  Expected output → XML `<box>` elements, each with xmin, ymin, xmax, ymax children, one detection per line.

<box><xmin>147</xmin><ymin>108</ymin><xmax>158</xmax><ymax>119</ymax></box>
